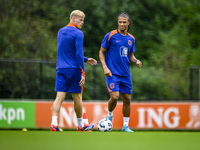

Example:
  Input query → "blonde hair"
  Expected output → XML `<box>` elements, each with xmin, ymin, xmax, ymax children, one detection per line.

<box><xmin>70</xmin><ymin>10</ymin><xmax>85</xmax><ymax>19</ymax></box>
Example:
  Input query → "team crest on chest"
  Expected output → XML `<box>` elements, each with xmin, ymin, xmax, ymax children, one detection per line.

<box><xmin>128</xmin><ymin>40</ymin><xmax>132</xmax><ymax>46</ymax></box>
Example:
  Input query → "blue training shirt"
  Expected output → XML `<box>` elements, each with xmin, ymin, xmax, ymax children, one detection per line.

<box><xmin>101</xmin><ymin>29</ymin><xmax>135</xmax><ymax>76</ymax></box>
<box><xmin>56</xmin><ymin>23</ymin><xmax>86</xmax><ymax>76</ymax></box>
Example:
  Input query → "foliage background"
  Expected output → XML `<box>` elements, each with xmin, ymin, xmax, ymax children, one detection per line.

<box><xmin>0</xmin><ymin>0</ymin><xmax>200</xmax><ymax>100</ymax></box>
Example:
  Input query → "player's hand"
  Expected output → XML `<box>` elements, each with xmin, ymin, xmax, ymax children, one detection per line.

<box><xmin>136</xmin><ymin>60</ymin><xmax>142</xmax><ymax>68</ymax></box>
<box><xmin>79</xmin><ymin>76</ymin><xmax>85</xmax><ymax>86</ymax></box>
<box><xmin>104</xmin><ymin>67</ymin><xmax>112</xmax><ymax>77</ymax></box>
<box><xmin>86</xmin><ymin>58</ymin><xmax>97</xmax><ymax>66</ymax></box>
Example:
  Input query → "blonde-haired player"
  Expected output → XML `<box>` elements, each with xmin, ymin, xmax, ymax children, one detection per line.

<box><xmin>51</xmin><ymin>10</ymin><xmax>97</xmax><ymax>131</ymax></box>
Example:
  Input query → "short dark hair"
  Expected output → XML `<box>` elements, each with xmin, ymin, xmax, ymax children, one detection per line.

<box><xmin>118</xmin><ymin>12</ymin><xmax>133</xmax><ymax>32</ymax></box>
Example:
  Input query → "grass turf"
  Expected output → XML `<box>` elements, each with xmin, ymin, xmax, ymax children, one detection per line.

<box><xmin>0</xmin><ymin>130</ymin><xmax>200</xmax><ymax>150</ymax></box>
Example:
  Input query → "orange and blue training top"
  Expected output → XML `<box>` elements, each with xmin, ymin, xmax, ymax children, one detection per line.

<box><xmin>101</xmin><ymin>29</ymin><xmax>135</xmax><ymax>76</ymax></box>
<box><xmin>56</xmin><ymin>23</ymin><xmax>87</xmax><ymax>76</ymax></box>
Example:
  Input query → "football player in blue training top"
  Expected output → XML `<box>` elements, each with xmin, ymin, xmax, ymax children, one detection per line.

<box><xmin>99</xmin><ymin>12</ymin><xmax>142</xmax><ymax>132</ymax></box>
<box><xmin>51</xmin><ymin>10</ymin><xmax>97</xmax><ymax>132</ymax></box>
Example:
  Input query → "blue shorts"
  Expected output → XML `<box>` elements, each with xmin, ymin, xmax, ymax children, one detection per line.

<box><xmin>55</xmin><ymin>68</ymin><xmax>83</xmax><ymax>93</ymax></box>
<box><xmin>106</xmin><ymin>74</ymin><xmax>132</xmax><ymax>94</ymax></box>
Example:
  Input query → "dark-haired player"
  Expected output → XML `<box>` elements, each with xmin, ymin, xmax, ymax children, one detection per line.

<box><xmin>99</xmin><ymin>12</ymin><xmax>142</xmax><ymax>132</ymax></box>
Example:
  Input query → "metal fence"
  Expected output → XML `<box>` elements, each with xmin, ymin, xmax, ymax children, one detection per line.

<box><xmin>0</xmin><ymin>59</ymin><xmax>109</xmax><ymax>101</ymax></box>
<box><xmin>189</xmin><ymin>66</ymin><xmax>200</xmax><ymax>101</ymax></box>
<box><xmin>0</xmin><ymin>59</ymin><xmax>199</xmax><ymax>101</ymax></box>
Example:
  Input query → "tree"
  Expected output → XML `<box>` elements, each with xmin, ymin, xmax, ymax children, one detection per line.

<box><xmin>0</xmin><ymin>0</ymin><xmax>199</xmax><ymax>100</ymax></box>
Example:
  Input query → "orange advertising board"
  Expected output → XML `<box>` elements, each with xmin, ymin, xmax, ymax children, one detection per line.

<box><xmin>130</xmin><ymin>103</ymin><xmax>200</xmax><ymax>129</ymax></box>
<box><xmin>35</xmin><ymin>101</ymin><xmax>200</xmax><ymax>130</ymax></box>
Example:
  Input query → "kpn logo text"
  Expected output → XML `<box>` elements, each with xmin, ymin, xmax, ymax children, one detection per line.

<box><xmin>0</xmin><ymin>104</ymin><xmax>25</xmax><ymax>124</ymax></box>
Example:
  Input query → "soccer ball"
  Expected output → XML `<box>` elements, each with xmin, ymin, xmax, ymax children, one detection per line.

<box><xmin>97</xmin><ymin>118</ymin><xmax>112</xmax><ymax>132</ymax></box>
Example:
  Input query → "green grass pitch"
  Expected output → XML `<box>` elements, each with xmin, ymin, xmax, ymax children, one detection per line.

<box><xmin>0</xmin><ymin>130</ymin><xmax>200</xmax><ymax>150</ymax></box>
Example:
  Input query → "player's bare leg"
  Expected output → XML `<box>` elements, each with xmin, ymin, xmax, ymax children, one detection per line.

<box><xmin>121</xmin><ymin>93</ymin><xmax>131</xmax><ymax>117</ymax></box>
<box><xmin>107</xmin><ymin>92</ymin><xmax>119</xmax><ymax>122</ymax></box>
<box><xmin>72</xmin><ymin>93</ymin><xmax>94</xmax><ymax>131</ymax></box>
<box><xmin>108</xmin><ymin>91</ymin><xmax>119</xmax><ymax>111</ymax></box>
<box><xmin>52</xmin><ymin>92</ymin><xmax>66</xmax><ymax>116</ymax></box>
<box><xmin>51</xmin><ymin>92</ymin><xmax>66</xmax><ymax>131</ymax></box>
<box><xmin>121</xmin><ymin>93</ymin><xmax>133</xmax><ymax>132</ymax></box>
<box><xmin>72</xmin><ymin>93</ymin><xmax>83</xmax><ymax>118</ymax></box>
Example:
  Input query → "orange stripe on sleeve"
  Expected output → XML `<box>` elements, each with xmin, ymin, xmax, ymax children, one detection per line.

<box><xmin>128</xmin><ymin>33</ymin><xmax>135</xmax><ymax>40</ymax></box>
<box><xmin>80</xmin><ymin>67</ymin><xmax>85</xmax><ymax>77</ymax></box>
<box><xmin>108</xmin><ymin>30</ymin><xmax>118</xmax><ymax>41</ymax></box>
